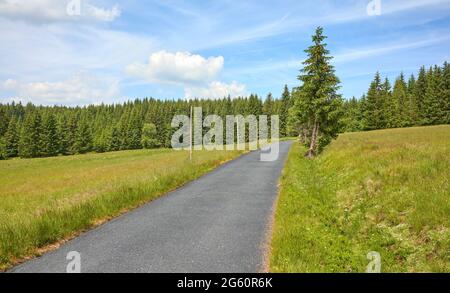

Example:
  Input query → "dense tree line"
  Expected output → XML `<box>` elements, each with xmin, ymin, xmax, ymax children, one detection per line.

<box><xmin>341</xmin><ymin>62</ymin><xmax>450</xmax><ymax>132</ymax></box>
<box><xmin>0</xmin><ymin>59</ymin><xmax>448</xmax><ymax>160</ymax></box>
<box><xmin>0</xmin><ymin>93</ymin><xmax>293</xmax><ymax>159</ymax></box>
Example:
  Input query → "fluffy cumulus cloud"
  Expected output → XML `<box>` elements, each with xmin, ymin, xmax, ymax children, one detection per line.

<box><xmin>127</xmin><ymin>51</ymin><xmax>247</xmax><ymax>99</ymax></box>
<box><xmin>185</xmin><ymin>81</ymin><xmax>247</xmax><ymax>100</ymax></box>
<box><xmin>2</xmin><ymin>72</ymin><xmax>120</xmax><ymax>105</ymax></box>
<box><xmin>0</xmin><ymin>0</ymin><xmax>121</xmax><ymax>23</ymax></box>
<box><xmin>126</xmin><ymin>50</ymin><xmax>224</xmax><ymax>85</ymax></box>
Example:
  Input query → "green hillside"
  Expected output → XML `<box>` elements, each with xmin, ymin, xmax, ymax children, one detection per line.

<box><xmin>270</xmin><ymin>125</ymin><xmax>450</xmax><ymax>272</ymax></box>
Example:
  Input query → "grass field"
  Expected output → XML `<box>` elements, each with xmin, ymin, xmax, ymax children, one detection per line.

<box><xmin>0</xmin><ymin>148</ymin><xmax>242</xmax><ymax>270</ymax></box>
<box><xmin>270</xmin><ymin>125</ymin><xmax>450</xmax><ymax>272</ymax></box>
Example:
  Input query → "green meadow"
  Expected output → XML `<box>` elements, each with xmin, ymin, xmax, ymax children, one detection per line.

<box><xmin>0</xmin><ymin>148</ymin><xmax>242</xmax><ymax>270</ymax></box>
<box><xmin>270</xmin><ymin>125</ymin><xmax>450</xmax><ymax>272</ymax></box>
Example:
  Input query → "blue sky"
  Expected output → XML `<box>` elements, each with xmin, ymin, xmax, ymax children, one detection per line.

<box><xmin>0</xmin><ymin>0</ymin><xmax>449</xmax><ymax>105</ymax></box>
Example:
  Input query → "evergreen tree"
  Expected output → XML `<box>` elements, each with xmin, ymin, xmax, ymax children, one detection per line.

<box><xmin>108</xmin><ymin>125</ymin><xmax>121</xmax><ymax>151</ymax></box>
<box><xmin>341</xmin><ymin>97</ymin><xmax>362</xmax><ymax>132</ymax></box>
<box><xmin>423</xmin><ymin>66</ymin><xmax>443</xmax><ymax>125</ymax></box>
<box><xmin>263</xmin><ymin>93</ymin><xmax>274</xmax><ymax>135</ymax></box>
<box><xmin>247</xmin><ymin>94</ymin><xmax>263</xmax><ymax>117</ymax></box>
<box><xmin>0</xmin><ymin>108</ymin><xmax>8</xmax><ymax>137</ymax></box>
<box><xmin>392</xmin><ymin>73</ymin><xmax>410</xmax><ymax>127</ymax></box>
<box><xmin>4</xmin><ymin>116</ymin><xmax>19</xmax><ymax>158</ymax></box>
<box><xmin>41</xmin><ymin>113</ymin><xmax>59</xmax><ymax>157</ymax></box>
<box><xmin>57</xmin><ymin>115</ymin><xmax>70</xmax><ymax>155</ymax></box>
<box><xmin>18</xmin><ymin>111</ymin><xmax>42</xmax><ymax>158</ymax></box>
<box><xmin>73</xmin><ymin>117</ymin><xmax>92</xmax><ymax>154</ymax></box>
<box><xmin>0</xmin><ymin>136</ymin><xmax>6</xmax><ymax>160</ymax></box>
<box><xmin>67</xmin><ymin>114</ymin><xmax>79</xmax><ymax>155</ymax></box>
<box><xmin>289</xmin><ymin>27</ymin><xmax>342</xmax><ymax>158</ymax></box>
<box><xmin>128</xmin><ymin>107</ymin><xmax>143</xmax><ymax>149</ymax></box>
<box><xmin>364</xmin><ymin>72</ymin><xmax>385</xmax><ymax>130</ymax></box>
<box><xmin>415</xmin><ymin>66</ymin><xmax>428</xmax><ymax>124</ymax></box>
<box><xmin>407</xmin><ymin>74</ymin><xmax>420</xmax><ymax>125</ymax></box>
<box><xmin>442</xmin><ymin>62</ymin><xmax>450</xmax><ymax>124</ymax></box>
<box><xmin>381</xmin><ymin>78</ymin><xmax>395</xmax><ymax>128</ymax></box>
<box><xmin>279</xmin><ymin>85</ymin><xmax>291</xmax><ymax>137</ymax></box>
<box><xmin>141</xmin><ymin>123</ymin><xmax>159</xmax><ymax>149</ymax></box>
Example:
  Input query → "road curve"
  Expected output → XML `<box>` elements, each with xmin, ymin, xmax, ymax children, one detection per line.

<box><xmin>11</xmin><ymin>141</ymin><xmax>292</xmax><ymax>273</ymax></box>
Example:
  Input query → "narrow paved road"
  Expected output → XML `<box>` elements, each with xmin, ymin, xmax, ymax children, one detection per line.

<box><xmin>11</xmin><ymin>141</ymin><xmax>292</xmax><ymax>273</ymax></box>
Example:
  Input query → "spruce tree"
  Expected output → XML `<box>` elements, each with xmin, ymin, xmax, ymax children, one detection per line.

<box><xmin>4</xmin><ymin>116</ymin><xmax>19</xmax><ymax>158</ymax></box>
<box><xmin>0</xmin><ymin>136</ymin><xmax>6</xmax><ymax>160</ymax></box>
<box><xmin>18</xmin><ymin>111</ymin><xmax>42</xmax><ymax>158</ymax></box>
<box><xmin>364</xmin><ymin>72</ymin><xmax>385</xmax><ymax>130</ymax></box>
<box><xmin>442</xmin><ymin>62</ymin><xmax>450</xmax><ymax>124</ymax></box>
<box><xmin>57</xmin><ymin>115</ymin><xmax>70</xmax><ymax>155</ymax></box>
<box><xmin>382</xmin><ymin>78</ymin><xmax>394</xmax><ymax>128</ymax></box>
<box><xmin>67</xmin><ymin>114</ymin><xmax>79</xmax><ymax>155</ymax></box>
<box><xmin>407</xmin><ymin>74</ymin><xmax>420</xmax><ymax>125</ymax></box>
<box><xmin>41</xmin><ymin>113</ymin><xmax>59</xmax><ymax>157</ymax></box>
<box><xmin>247</xmin><ymin>94</ymin><xmax>263</xmax><ymax>117</ymax></box>
<box><xmin>73</xmin><ymin>117</ymin><xmax>92</xmax><ymax>154</ymax></box>
<box><xmin>423</xmin><ymin>66</ymin><xmax>443</xmax><ymax>125</ymax></box>
<box><xmin>108</xmin><ymin>125</ymin><xmax>121</xmax><ymax>151</ymax></box>
<box><xmin>392</xmin><ymin>73</ymin><xmax>410</xmax><ymax>127</ymax></box>
<box><xmin>0</xmin><ymin>108</ymin><xmax>8</xmax><ymax>137</ymax></box>
<box><xmin>128</xmin><ymin>107</ymin><xmax>143</xmax><ymax>149</ymax></box>
<box><xmin>141</xmin><ymin>123</ymin><xmax>159</xmax><ymax>149</ymax></box>
<box><xmin>279</xmin><ymin>85</ymin><xmax>291</xmax><ymax>137</ymax></box>
<box><xmin>415</xmin><ymin>66</ymin><xmax>428</xmax><ymax>124</ymax></box>
<box><xmin>289</xmin><ymin>27</ymin><xmax>342</xmax><ymax>158</ymax></box>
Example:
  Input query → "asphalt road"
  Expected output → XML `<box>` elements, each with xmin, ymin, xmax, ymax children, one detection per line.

<box><xmin>11</xmin><ymin>141</ymin><xmax>292</xmax><ymax>273</ymax></box>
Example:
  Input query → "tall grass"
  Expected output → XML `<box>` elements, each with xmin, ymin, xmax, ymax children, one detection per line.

<box><xmin>0</xmin><ymin>148</ymin><xmax>242</xmax><ymax>270</ymax></box>
<box><xmin>270</xmin><ymin>125</ymin><xmax>450</xmax><ymax>272</ymax></box>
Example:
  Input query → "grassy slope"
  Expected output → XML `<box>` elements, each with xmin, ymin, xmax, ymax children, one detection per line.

<box><xmin>270</xmin><ymin>125</ymin><xmax>449</xmax><ymax>272</ymax></box>
<box><xmin>0</xmin><ymin>148</ymin><xmax>242</xmax><ymax>270</ymax></box>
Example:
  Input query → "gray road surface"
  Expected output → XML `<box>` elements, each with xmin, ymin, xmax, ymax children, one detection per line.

<box><xmin>11</xmin><ymin>141</ymin><xmax>292</xmax><ymax>273</ymax></box>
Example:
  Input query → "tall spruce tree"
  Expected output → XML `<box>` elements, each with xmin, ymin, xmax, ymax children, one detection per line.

<box><xmin>407</xmin><ymin>74</ymin><xmax>420</xmax><ymax>125</ymax></box>
<box><xmin>423</xmin><ymin>66</ymin><xmax>443</xmax><ymax>125</ymax></box>
<box><xmin>41</xmin><ymin>113</ymin><xmax>59</xmax><ymax>157</ymax></box>
<box><xmin>4</xmin><ymin>116</ymin><xmax>19</xmax><ymax>158</ymax></box>
<box><xmin>279</xmin><ymin>85</ymin><xmax>291</xmax><ymax>137</ymax></box>
<box><xmin>392</xmin><ymin>73</ymin><xmax>410</xmax><ymax>127</ymax></box>
<box><xmin>442</xmin><ymin>62</ymin><xmax>450</xmax><ymax>124</ymax></box>
<box><xmin>0</xmin><ymin>137</ymin><xmax>6</xmax><ymax>160</ymax></box>
<box><xmin>0</xmin><ymin>108</ymin><xmax>8</xmax><ymax>137</ymax></box>
<box><xmin>18</xmin><ymin>111</ymin><xmax>42</xmax><ymax>158</ymax></box>
<box><xmin>289</xmin><ymin>27</ymin><xmax>342</xmax><ymax>158</ymax></box>
<box><xmin>415</xmin><ymin>66</ymin><xmax>428</xmax><ymax>124</ymax></box>
<box><xmin>57</xmin><ymin>115</ymin><xmax>70</xmax><ymax>155</ymax></box>
<box><xmin>381</xmin><ymin>78</ymin><xmax>395</xmax><ymax>128</ymax></box>
<box><xmin>141</xmin><ymin>123</ymin><xmax>159</xmax><ymax>149</ymax></box>
<box><xmin>73</xmin><ymin>116</ymin><xmax>92</xmax><ymax>154</ymax></box>
<box><xmin>364</xmin><ymin>72</ymin><xmax>386</xmax><ymax>130</ymax></box>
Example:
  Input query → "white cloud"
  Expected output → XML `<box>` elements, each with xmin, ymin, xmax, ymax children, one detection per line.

<box><xmin>0</xmin><ymin>0</ymin><xmax>121</xmax><ymax>23</ymax></box>
<box><xmin>2</xmin><ymin>72</ymin><xmax>120</xmax><ymax>105</ymax></box>
<box><xmin>126</xmin><ymin>50</ymin><xmax>224</xmax><ymax>85</ymax></box>
<box><xmin>127</xmin><ymin>51</ymin><xmax>247</xmax><ymax>99</ymax></box>
<box><xmin>85</xmin><ymin>4</ymin><xmax>120</xmax><ymax>22</ymax></box>
<box><xmin>185</xmin><ymin>81</ymin><xmax>247</xmax><ymax>100</ymax></box>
